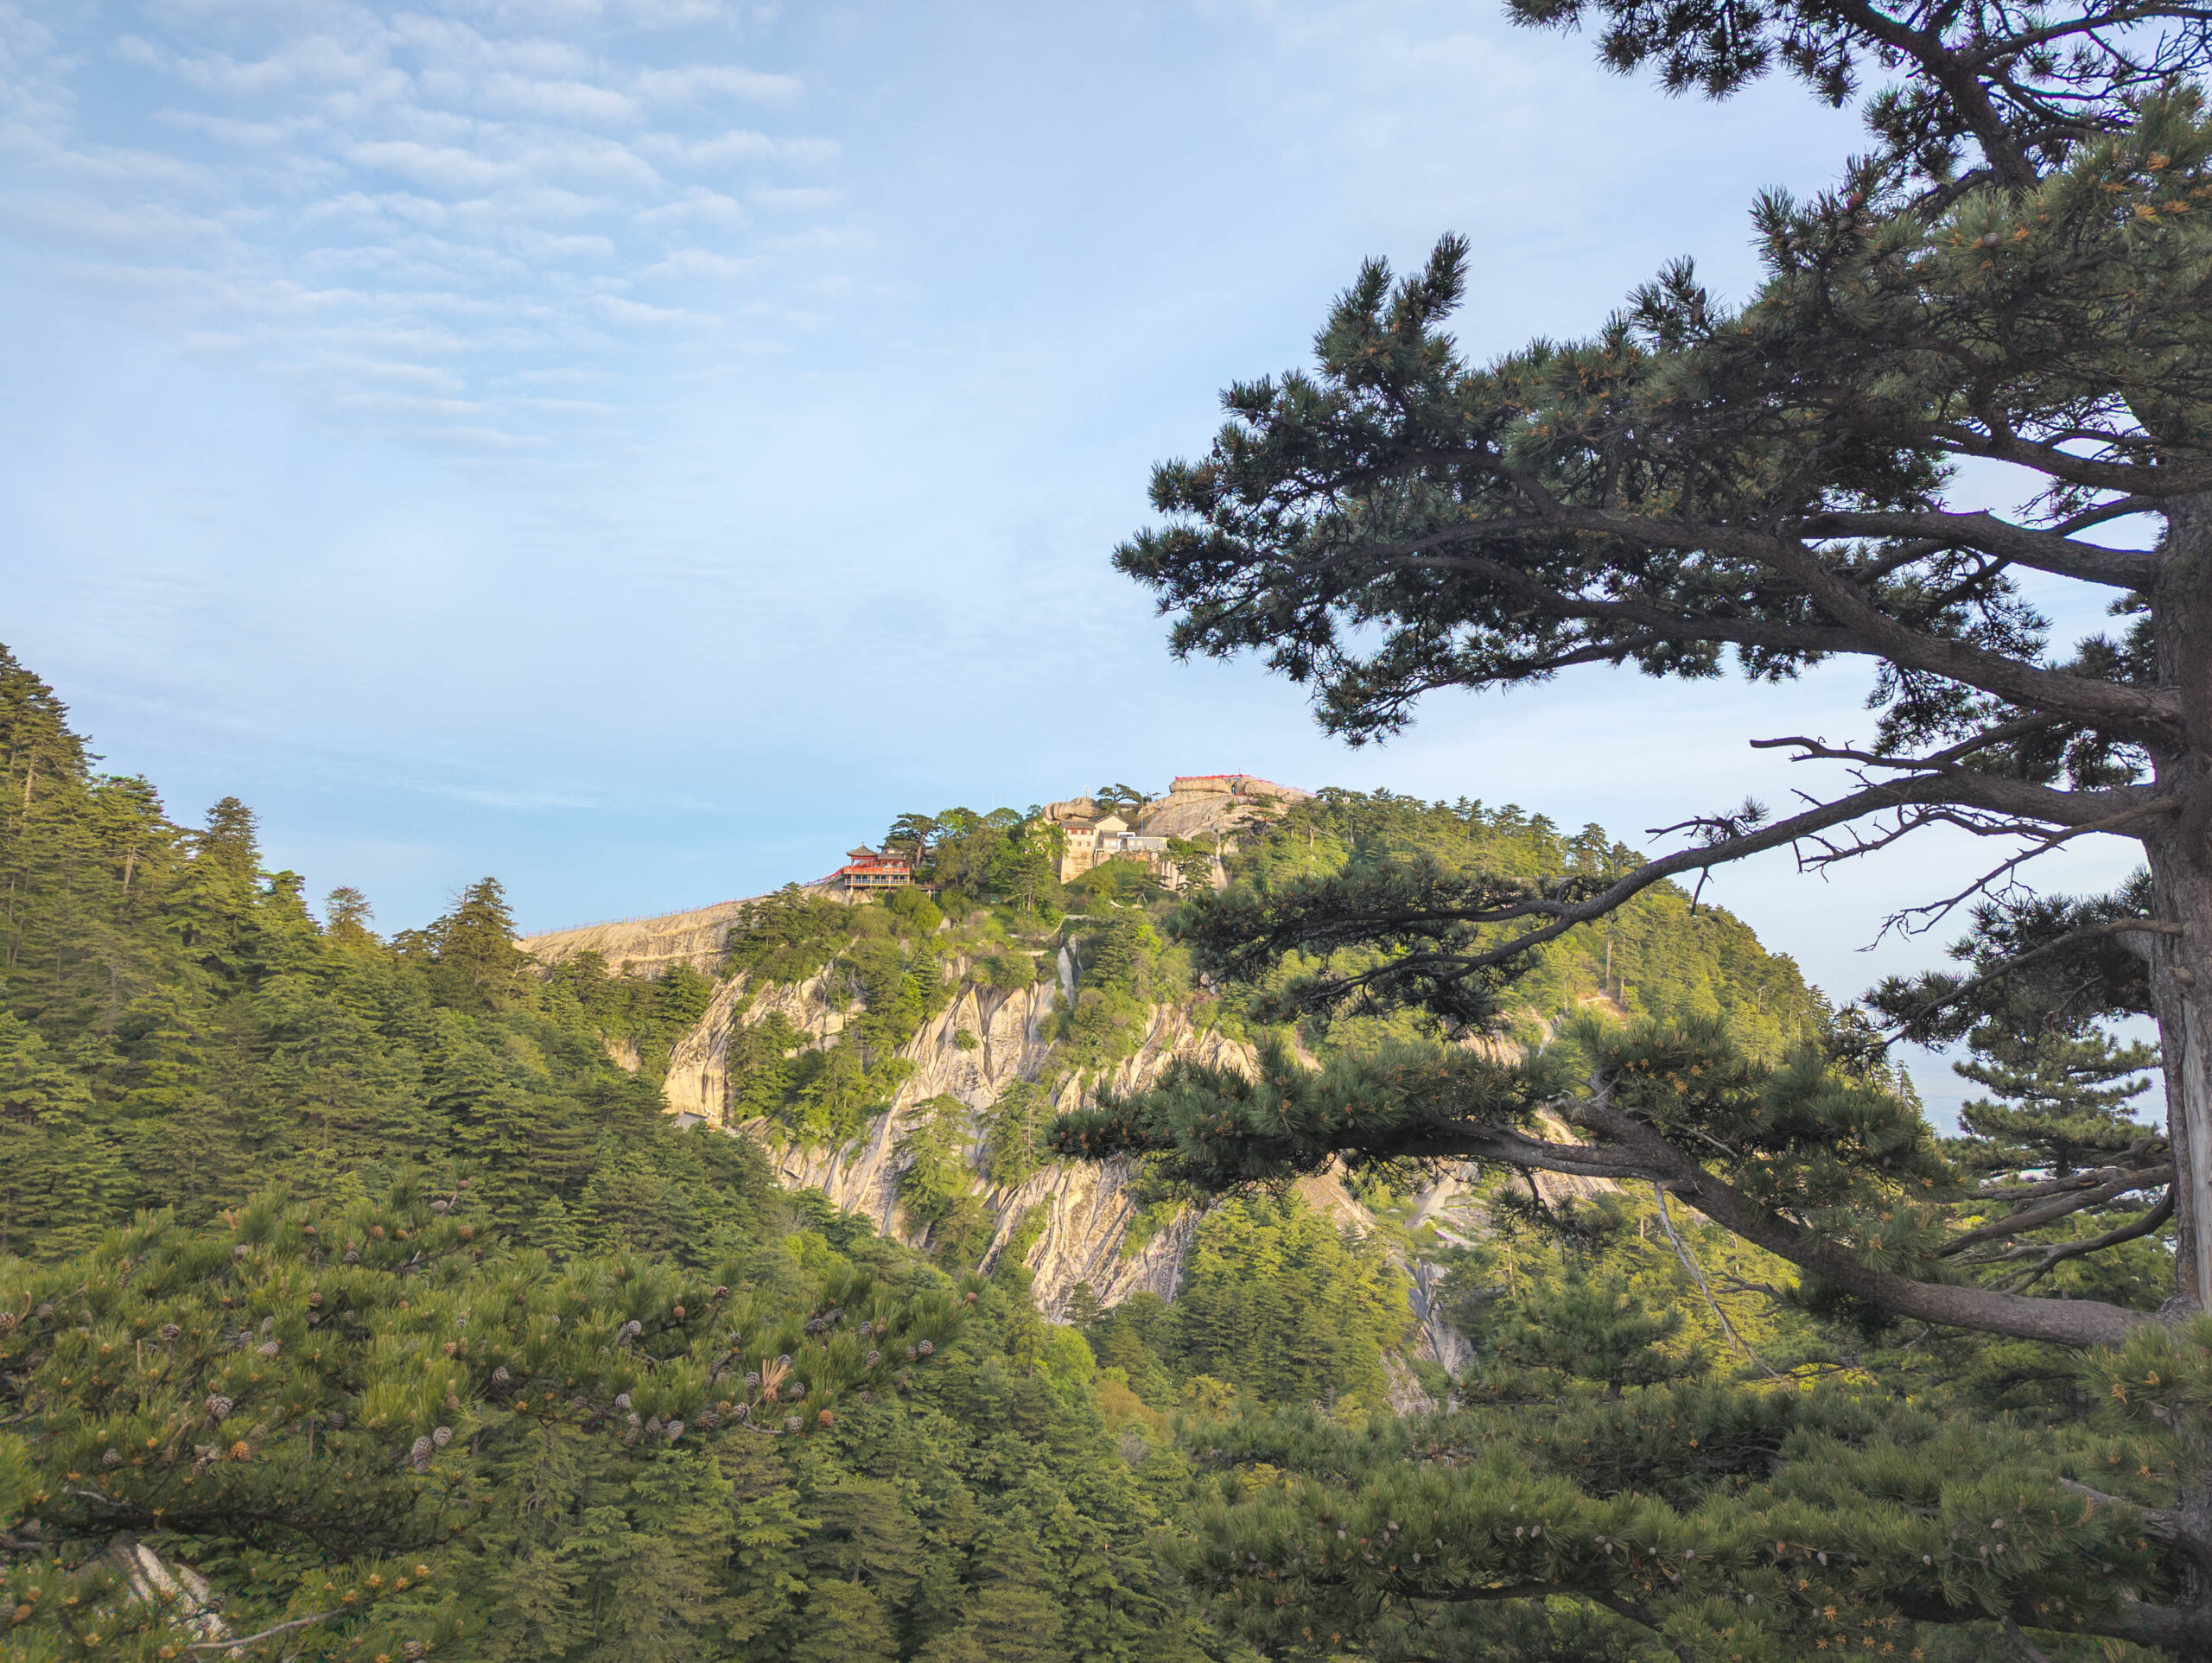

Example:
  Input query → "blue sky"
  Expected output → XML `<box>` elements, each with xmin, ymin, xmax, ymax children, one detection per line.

<box><xmin>1</xmin><ymin>0</ymin><xmax>2154</xmax><ymax>1115</ymax></box>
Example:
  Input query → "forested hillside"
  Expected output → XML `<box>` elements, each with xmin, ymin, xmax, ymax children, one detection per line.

<box><xmin>0</xmin><ymin>646</ymin><xmax>1225</xmax><ymax>1662</ymax></box>
<box><xmin>7</xmin><ymin>638</ymin><xmax>2200</xmax><ymax>1660</ymax></box>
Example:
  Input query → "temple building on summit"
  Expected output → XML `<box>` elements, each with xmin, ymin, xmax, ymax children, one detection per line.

<box><xmin>1055</xmin><ymin>813</ymin><xmax>1170</xmax><ymax>883</ymax></box>
<box><xmin>836</xmin><ymin>846</ymin><xmax>912</xmax><ymax>891</ymax></box>
<box><xmin>827</xmin><ymin>774</ymin><xmax>1311</xmax><ymax>897</ymax></box>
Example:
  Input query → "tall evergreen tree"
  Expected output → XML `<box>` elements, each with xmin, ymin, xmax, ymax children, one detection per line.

<box><xmin>430</xmin><ymin>877</ymin><xmax>531</xmax><ymax>1012</ymax></box>
<box><xmin>1113</xmin><ymin>0</ymin><xmax>2212</xmax><ymax>1317</ymax></box>
<box><xmin>1956</xmin><ymin>1025</ymin><xmax>2160</xmax><ymax>1178</ymax></box>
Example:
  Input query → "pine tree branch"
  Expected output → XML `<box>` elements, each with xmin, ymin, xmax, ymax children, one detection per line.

<box><xmin>183</xmin><ymin>1611</ymin><xmax>337</xmax><ymax>1653</ymax></box>
<box><xmin>1878</xmin><ymin>917</ymin><xmax>2183</xmax><ymax>1037</ymax></box>
<box><xmin>1649</xmin><ymin>1184</ymin><xmax>1786</xmax><ymax>1379</ymax></box>
<box><xmin>1797</xmin><ymin>509</ymin><xmax>2161</xmax><ymax>587</ymax></box>
<box><xmin>1938</xmin><ymin>1158</ymin><xmax>2174</xmax><ymax>1254</ymax></box>
<box><xmin>1566</xmin><ymin>1099</ymin><xmax>2154</xmax><ymax>1347</ymax></box>
<box><xmin>2005</xmin><ymin>1186</ymin><xmax>2177</xmax><ymax>1287</ymax></box>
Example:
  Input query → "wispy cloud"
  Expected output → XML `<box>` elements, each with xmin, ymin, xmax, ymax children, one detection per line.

<box><xmin>13</xmin><ymin>0</ymin><xmax>855</xmax><ymax>458</ymax></box>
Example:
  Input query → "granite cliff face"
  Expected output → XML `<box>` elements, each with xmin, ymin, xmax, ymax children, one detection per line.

<box><xmin>647</xmin><ymin>946</ymin><xmax>1252</xmax><ymax>1316</ymax></box>
<box><xmin>516</xmin><ymin>791</ymin><xmax>1480</xmax><ymax>1388</ymax></box>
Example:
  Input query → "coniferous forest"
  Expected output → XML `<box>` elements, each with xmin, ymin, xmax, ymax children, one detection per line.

<box><xmin>11</xmin><ymin>15</ymin><xmax>2212</xmax><ymax>1657</ymax></box>
<box><xmin>16</xmin><ymin>0</ymin><xmax>2212</xmax><ymax>1652</ymax></box>
<box><xmin>4</xmin><ymin>576</ymin><xmax>2209</xmax><ymax>1662</ymax></box>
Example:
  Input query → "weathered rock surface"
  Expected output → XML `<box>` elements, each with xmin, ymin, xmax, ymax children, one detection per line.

<box><xmin>520</xmin><ymin>897</ymin><xmax>764</xmax><ymax>976</ymax></box>
<box><xmin>658</xmin><ymin>954</ymin><xmax>1256</xmax><ymax>1317</ymax></box>
<box><xmin>527</xmin><ymin>856</ymin><xmax>1485</xmax><ymax>1376</ymax></box>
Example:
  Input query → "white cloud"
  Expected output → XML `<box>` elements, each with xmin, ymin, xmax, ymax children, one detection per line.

<box><xmin>639</xmin><ymin>246</ymin><xmax>758</xmax><ymax>279</ymax></box>
<box><xmin>749</xmin><ymin>184</ymin><xmax>834</xmax><ymax>209</ymax></box>
<box><xmin>631</xmin><ymin>64</ymin><xmax>799</xmax><ymax>105</ymax></box>
<box><xmin>317</xmin><ymin>352</ymin><xmax>469</xmax><ymax>392</ymax></box>
<box><xmin>505</xmin><ymin>228</ymin><xmax>615</xmax><ymax>260</ymax></box>
<box><xmin>334</xmin><ymin>390</ymin><xmax>486</xmax><ymax>416</ymax></box>
<box><xmin>591</xmin><ymin>293</ymin><xmax>709</xmax><ymax>326</ymax></box>
<box><xmin>479</xmin><ymin>71</ymin><xmax>638</xmax><ymax>124</ymax></box>
<box><xmin>419</xmin><ymin>423</ymin><xmax>547</xmax><ymax>452</ymax></box>
<box><xmin>641</xmin><ymin>127</ymin><xmax>773</xmax><ymax>167</ymax></box>
<box><xmin>633</xmin><ymin>186</ymin><xmax>745</xmax><ymax>225</ymax></box>
<box><xmin>156</xmin><ymin>110</ymin><xmax>309</xmax><ymax>147</ymax></box>
<box><xmin>346</xmin><ymin>138</ymin><xmax>518</xmax><ymax>192</ymax></box>
<box><xmin>10</xmin><ymin>195</ymin><xmax>239</xmax><ymax>253</ymax></box>
<box><xmin>12</xmin><ymin>0</ymin><xmax>859</xmax><ymax>474</ymax></box>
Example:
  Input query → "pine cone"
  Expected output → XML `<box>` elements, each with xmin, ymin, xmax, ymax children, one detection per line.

<box><xmin>491</xmin><ymin>1366</ymin><xmax>511</xmax><ymax>1386</ymax></box>
<box><xmin>613</xmin><ymin>1392</ymin><xmax>632</xmax><ymax>1411</ymax></box>
<box><xmin>344</xmin><ymin>1248</ymin><xmax>360</xmax><ymax>1264</ymax></box>
<box><xmin>34</xmin><ymin>1304</ymin><xmax>53</xmax><ymax>1319</ymax></box>
<box><xmin>229</xmin><ymin>1440</ymin><xmax>252</xmax><ymax>1462</ymax></box>
<box><xmin>917</xmin><ymin>1340</ymin><xmax>934</xmax><ymax>1356</ymax></box>
<box><xmin>260</xmin><ymin>1315</ymin><xmax>275</xmax><ymax>1336</ymax></box>
<box><xmin>866</xmin><ymin>1351</ymin><xmax>880</xmax><ymax>1367</ymax></box>
<box><xmin>0</xmin><ymin>1313</ymin><xmax>14</xmax><ymax>1335</ymax></box>
<box><xmin>257</xmin><ymin>1340</ymin><xmax>281</xmax><ymax>1359</ymax></box>
<box><xmin>784</xmin><ymin>1415</ymin><xmax>802</xmax><ymax>1432</ymax></box>
<box><xmin>101</xmin><ymin>1448</ymin><xmax>122</xmax><ymax>1467</ymax></box>
<box><xmin>404</xmin><ymin>1643</ymin><xmax>427</xmax><ymax>1660</ymax></box>
<box><xmin>232</xmin><ymin>1244</ymin><xmax>249</xmax><ymax>1260</ymax></box>
<box><xmin>205</xmin><ymin>1394</ymin><xmax>235</xmax><ymax>1421</ymax></box>
<box><xmin>626</xmin><ymin>1412</ymin><xmax>642</xmax><ymax>1427</ymax></box>
<box><xmin>696</xmin><ymin>1412</ymin><xmax>721</xmax><ymax>1429</ymax></box>
<box><xmin>664</xmin><ymin>1419</ymin><xmax>684</xmax><ymax>1443</ymax></box>
<box><xmin>431</xmin><ymin>1425</ymin><xmax>452</xmax><ymax>1448</ymax></box>
<box><xmin>817</xmin><ymin>1409</ymin><xmax>835</xmax><ymax>1428</ymax></box>
<box><xmin>906</xmin><ymin>1346</ymin><xmax>918</xmax><ymax>1362</ymax></box>
<box><xmin>730</xmin><ymin>1403</ymin><xmax>749</xmax><ymax>1420</ymax></box>
<box><xmin>158</xmin><ymin>1323</ymin><xmax>181</xmax><ymax>1343</ymax></box>
<box><xmin>431</xmin><ymin>1198</ymin><xmax>449</xmax><ymax>1214</ymax></box>
<box><xmin>787</xmin><ymin>1381</ymin><xmax>806</xmax><ymax>1401</ymax></box>
<box><xmin>326</xmin><ymin>1412</ymin><xmax>346</xmax><ymax>1430</ymax></box>
<box><xmin>645</xmin><ymin>1417</ymin><xmax>664</xmax><ymax>1435</ymax></box>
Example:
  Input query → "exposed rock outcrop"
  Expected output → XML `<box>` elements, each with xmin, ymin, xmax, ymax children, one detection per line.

<box><xmin>521</xmin><ymin>897</ymin><xmax>765</xmax><ymax>976</ymax></box>
<box><xmin>659</xmin><ymin>955</ymin><xmax>1254</xmax><ymax>1317</ymax></box>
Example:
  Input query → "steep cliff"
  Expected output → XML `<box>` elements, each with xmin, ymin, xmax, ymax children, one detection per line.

<box><xmin>521</xmin><ymin>895</ymin><xmax>770</xmax><ymax>976</ymax></box>
<box><xmin>650</xmin><ymin>946</ymin><xmax>1255</xmax><ymax>1315</ymax></box>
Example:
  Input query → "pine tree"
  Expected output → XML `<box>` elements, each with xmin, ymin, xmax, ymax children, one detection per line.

<box><xmin>0</xmin><ymin>1012</ymin><xmax>127</xmax><ymax>1258</ymax></box>
<box><xmin>1112</xmin><ymin>0</ymin><xmax>2212</xmax><ymax>1322</ymax></box>
<box><xmin>430</xmin><ymin>877</ymin><xmax>531</xmax><ymax>1012</ymax></box>
<box><xmin>1956</xmin><ymin>1025</ymin><xmax>2159</xmax><ymax>1178</ymax></box>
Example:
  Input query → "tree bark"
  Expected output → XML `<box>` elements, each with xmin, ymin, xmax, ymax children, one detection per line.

<box><xmin>2147</xmin><ymin>486</ymin><xmax>2212</xmax><ymax>1317</ymax></box>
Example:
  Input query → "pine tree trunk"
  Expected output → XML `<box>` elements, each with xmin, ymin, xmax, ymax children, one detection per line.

<box><xmin>2150</xmin><ymin>489</ymin><xmax>2212</xmax><ymax>1317</ymax></box>
<box><xmin>2148</xmin><ymin>832</ymin><xmax>2212</xmax><ymax>1317</ymax></box>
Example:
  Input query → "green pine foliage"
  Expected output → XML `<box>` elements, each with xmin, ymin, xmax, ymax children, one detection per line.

<box><xmin>0</xmin><ymin>1190</ymin><xmax>1230</xmax><ymax>1663</ymax></box>
<box><xmin>1211</xmin><ymin>790</ymin><xmax>1824</xmax><ymax>1060</ymax></box>
<box><xmin>0</xmin><ymin>644</ymin><xmax>1247</xmax><ymax>1663</ymax></box>
<box><xmin>894</xmin><ymin>1097</ymin><xmax>995</xmax><ymax>1266</ymax></box>
<box><xmin>1955</xmin><ymin>1025</ymin><xmax>2160</xmax><ymax>1178</ymax></box>
<box><xmin>1082</xmin><ymin>1193</ymin><xmax>1410</xmax><ymax>1413</ymax></box>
